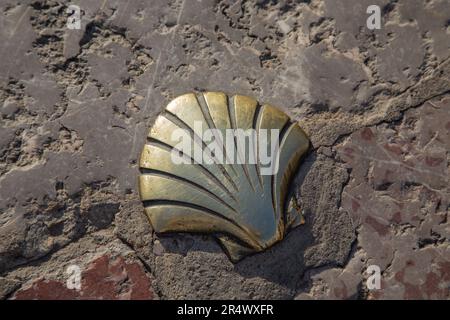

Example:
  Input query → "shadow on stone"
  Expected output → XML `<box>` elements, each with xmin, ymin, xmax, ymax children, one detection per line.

<box><xmin>145</xmin><ymin>150</ymin><xmax>356</xmax><ymax>298</ymax></box>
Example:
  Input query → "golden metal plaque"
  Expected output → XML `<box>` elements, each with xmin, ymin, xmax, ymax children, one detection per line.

<box><xmin>139</xmin><ymin>92</ymin><xmax>310</xmax><ymax>262</ymax></box>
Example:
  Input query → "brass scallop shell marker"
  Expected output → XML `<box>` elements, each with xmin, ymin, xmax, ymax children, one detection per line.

<box><xmin>139</xmin><ymin>92</ymin><xmax>310</xmax><ymax>262</ymax></box>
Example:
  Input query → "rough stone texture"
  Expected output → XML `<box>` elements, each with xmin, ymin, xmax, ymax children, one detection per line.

<box><xmin>336</xmin><ymin>98</ymin><xmax>450</xmax><ymax>299</ymax></box>
<box><xmin>12</xmin><ymin>254</ymin><xmax>155</xmax><ymax>300</ymax></box>
<box><xmin>0</xmin><ymin>0</ymin><xmax>449</xmax><ymax>299</ymax></box>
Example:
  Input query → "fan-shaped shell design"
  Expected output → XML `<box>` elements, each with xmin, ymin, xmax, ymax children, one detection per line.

<box><xmin>139</xmin><ymin>92</ymin><xmax>310</xmax><ymax>262</ymax></box>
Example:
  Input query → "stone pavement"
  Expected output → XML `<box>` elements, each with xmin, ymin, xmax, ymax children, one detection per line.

<box><xmin>0</xmin><ymin>0</ymin><xmax>448</xmax><ymax>299</ymax></box>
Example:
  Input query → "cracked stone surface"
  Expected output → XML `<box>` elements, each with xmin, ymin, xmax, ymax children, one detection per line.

<box><xmin>0</xmin><ymin>0</ymin><xmax>449</xmax><ymax>299</ymax></box>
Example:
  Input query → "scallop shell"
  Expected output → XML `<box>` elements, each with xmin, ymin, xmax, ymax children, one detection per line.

<box><xmin>139</xmin><ymin>92</ymin><xmax>310</xmax><ymax>262</ymax></box>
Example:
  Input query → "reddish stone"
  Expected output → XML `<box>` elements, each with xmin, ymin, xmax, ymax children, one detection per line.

<box><xmin>333</xmin><ymin>281</ymin><xmax>348</xmax><ymax>299</ymax></box>
<box><xmin>390</xmin><ymin>211</ymin><xmax>402</xmax><ymax>224</ymax></box>
<box><xmin>437</xmin><ymin>261</ymin><xmax>450</xmax><ymax>282</ymax></box>
<box><xmin>343</xmin><ymin>147</ymin><xmax>354</xmax><ymax>159</ymax></box>
<box><xmin>365</xmin><ymin>216</ymin><xmax>389</xmax><ymax>236</ymax></box>
<box><xmin>424</xmin><ymin>156</ymin><xmax>444</xmax><ymax>167</ymax></box>
<box><xmin>445</xmin><ymin>121</ymin><xmax>450</xmax><ymax>131</ymax></box>
<box><xmin>383</xmin><ymin>143</ymin><xmax>403</xmax><ymax>155</ymax></box>
<box><xmin>384</xmin><ymin>169</ymin><xmax>394</xmax><ymax>180</ymax></box>
<box><xmin>422</xmin><ymin>272</ymin><xmax>446</xmax><ymax>299</ymax></box>
<box><xmin>406</xmin><ymin>260</ymin><xmax>415</xmax><ymax>267</ymax></box>
<box><xmin>81</xmin><ymin>255</ymin><xmax>125</xmax><ymax>300</ymax></box>
<box><xmin>13</xmin><ymin>279</ymin><xmax>79</xmax><ymax>300</ymax></box>
<box><xmin>403</xmin><ymin>282</ymin><xmax>423</xmax><ymax>299</ymax></box>
<box><xmin>360</xmin><ymin>128</ymin><xmax>374</xmax><ymax>141</ymax></box>
<box><xmin>351</xmin><ymin>199</ymin><xmax>360</xmax><ymax>212</ymax></box>
<box><xmin>13</xmin><ymin>255</ymin><xmax>154</xmax><ymax>300</ymax></box>
<box><xmin>124</xmin><ymin>260</ymin><xmax>154</xmax><ymax>300</ymax></box>
<box><xmin>338</xmin><ymin>98</ymin><xmax>449</xmax><ymax>300</ymax></box>
<box><xmin>394</xmin><ymin>263</ymin><xmax>424</xmax><ymax>300</ymax></box>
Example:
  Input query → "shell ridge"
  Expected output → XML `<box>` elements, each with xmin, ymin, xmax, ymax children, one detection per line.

<box><xmin>143</xmin><ymin>200</ymin><xmax>263</xmax><ymax>249</ymax></box>
<box><xmin>163</xmin><ymin>110</ymin><xmax>240</xmax><ymax>193</ymax></box>
<box><xmin>140</xmin><ymin>168</ymin><xmax>238</xmax><ymax>214</ymax></box>
<box><xmin>271</xmin><ymin>121</ymin><xmax>296</xmax><ymax>235</ymax></box>
<box><xmin>254</xmin><ymin>104</ymin><xmax>265</xmax><ymax>189</ymax></box>
<box><xmin>254</xmin><ymin>104</ymin><xmax>276</xmax><ymax>235</ymax></box>
<box><xmin>251</xmin><ymin>101</ymin><xmax>264</xmax><ymax>192</ymax></box>
<box><xmin>145</xmin><ymin>138</ymin><xmax>238</xmax><ymax>203</ymax></box>
<box><xmin>196</xmin><ymin>92</ymin><xmax>240</xmax><ymax>180</ymax></box>
<box><xmin>258</xmin><ymin>104</ymin><xmax>290</xmax><ymax>196</ymax></box>
<box><xmin>216</xmin><ymin>235</ymin><xmax>257</xmax><ymax>262</ymax></box>
<box><xmin>229</xmin><ymin>95</ymin><xmax>257</xmax><ymax>192</ymax></box>
<box><xmin>139</xmin><ymin>144</ymin><xmax>236</xmax><ymax>206</ymax></box>
<box><xmin>274</xmin><ymin>124</ymin><xmax>309</xmax><ymax>232</ymax></box>
<box><xmin>274</xmin><ymin>121</ymin><xmax>296</xmax><ymax>197</ymax></box>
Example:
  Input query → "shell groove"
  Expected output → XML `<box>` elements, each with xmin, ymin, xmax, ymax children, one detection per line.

<box><xmin>139</xmin><ymin>92</ymin><xmax>310</xmax><ymax>262</ymax></box>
